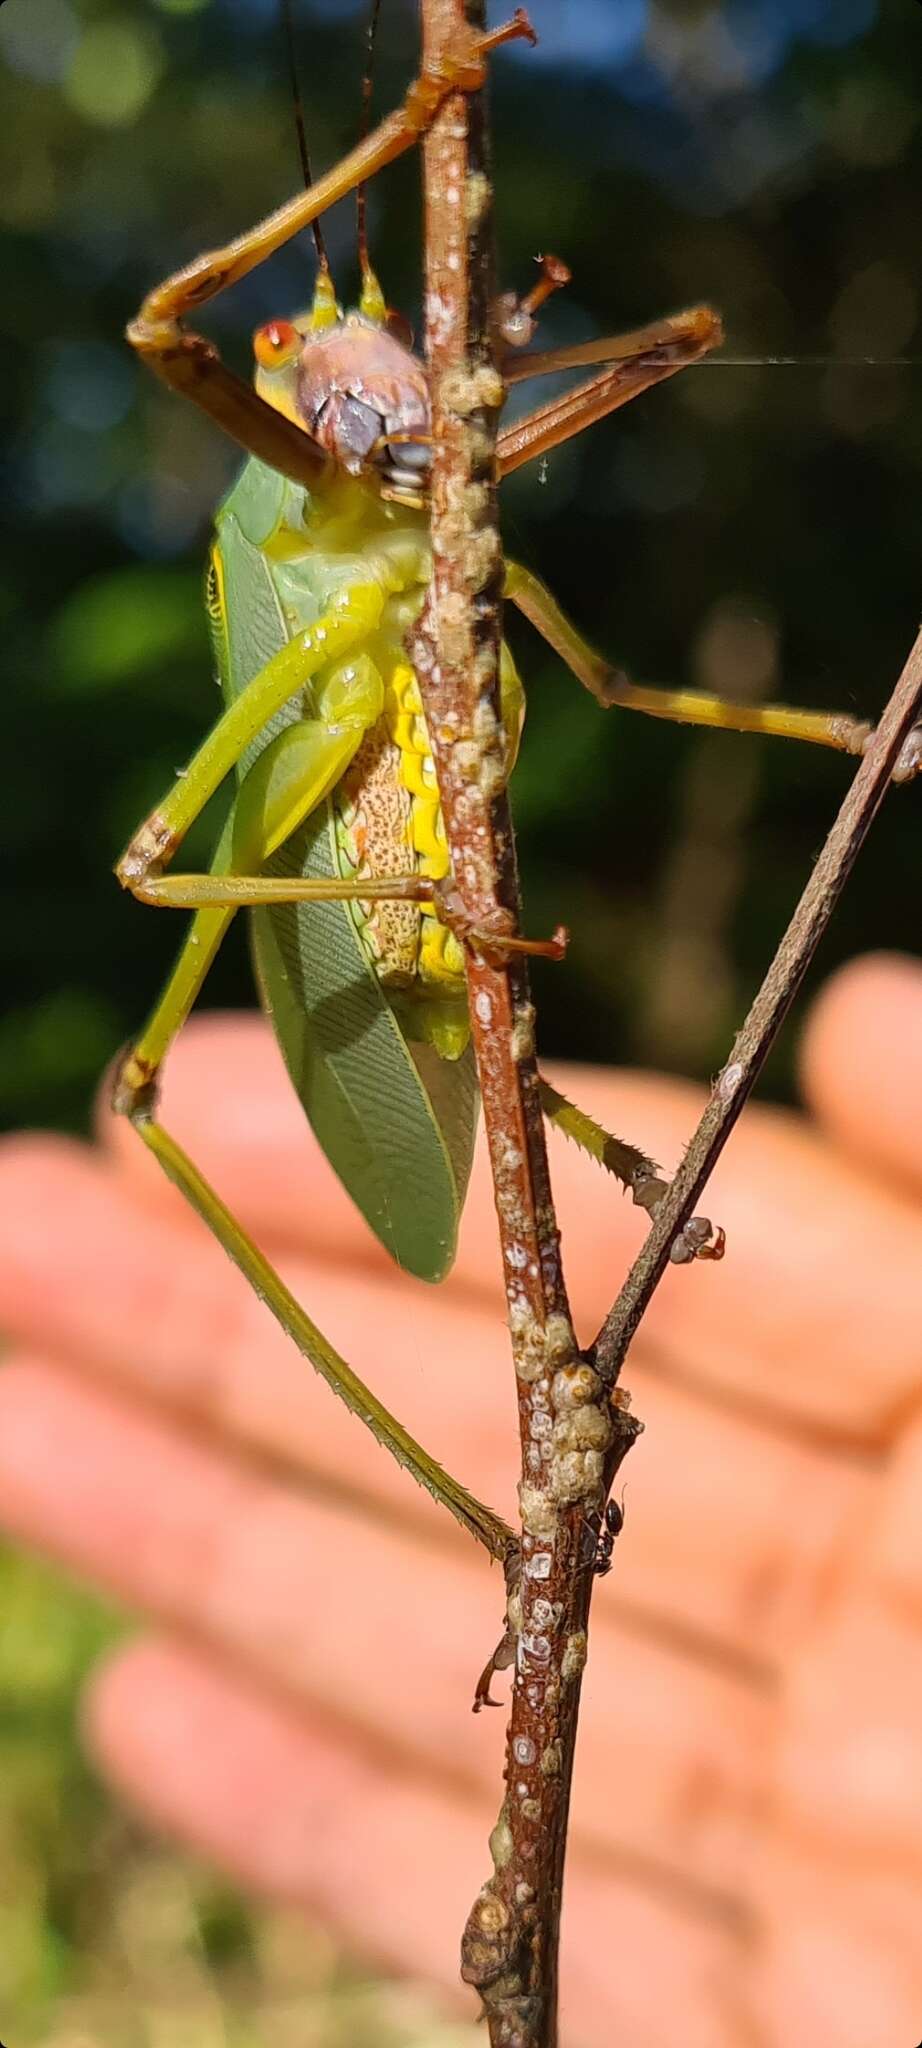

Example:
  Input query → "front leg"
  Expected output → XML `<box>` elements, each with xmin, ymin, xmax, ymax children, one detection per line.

<box><xmin>128</xmin><ymin>12</ymin><xmax>535</xmax><ymax>485</ymax></box>
<box><xmin>117</xmin><ymin>583</ymin><xmax>385</xmax><ymax>894</ymax></box>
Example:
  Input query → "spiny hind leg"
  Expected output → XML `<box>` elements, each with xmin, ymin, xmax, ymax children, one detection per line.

<box><xmin>113</xmin><ymin>787</ymin><xmax>514</xmax><ymax>1556</ymax></box>
<box><xmin>538</xmin><ymin>1077</ymin><xmax>725</xmax><ymax>1265</ymax></box>
<box><xmin>505</xmin><ymin>559</ymin><xmax>922</xmax><ymax>780</ymax></box>
<box><xmin>112</xmin><ymin>872</ymin><xmax>511</xmax><ymax>1559</ymax></box>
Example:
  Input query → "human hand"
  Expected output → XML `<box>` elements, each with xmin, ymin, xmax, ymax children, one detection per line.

<box><xmin>1</xmin><ymin>953</ymin><xmax>921</xmax><ymax>2048</ymax></box>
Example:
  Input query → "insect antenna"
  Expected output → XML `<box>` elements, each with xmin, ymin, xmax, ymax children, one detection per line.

<box><xmin>279</xmin><ymin>0</ymin><xmax>330</xmax><ymax>278</ymax></box>
<box><xmin>356</xmin><ymin>0</ymin><xmax>387</xmax><ymax>322</ymax></box>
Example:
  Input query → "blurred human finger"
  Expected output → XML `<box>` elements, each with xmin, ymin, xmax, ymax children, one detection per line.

<box><xmin>0</xmin><ymin>1141</ymin><xmax>875</xmax><ymax>1664</ymax></box>
<box><xmin>87</xmin><ymin>1635</ymin><xmax>742</xmax><ymax>2048</ymax></box>
<box><xmin>0</xmin><ymin>1355</ymin><xmax>766</xmax><ymax>1902</ymax></box>
<box><xmin>800</xmin><ymin>953</ymin><xmax>922</xmax><ymax>1199</ymax></box>
<box><xmin>94</xmin><ymin>1015</ymin><xmax>922</xmax><ymax>1436</ymax></box>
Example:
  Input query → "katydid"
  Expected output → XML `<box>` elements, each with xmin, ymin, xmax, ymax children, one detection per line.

<box><xmin>112</xmin><ymin>7</ymin><xmax>919</xmax><ymax>1527</ymax></box>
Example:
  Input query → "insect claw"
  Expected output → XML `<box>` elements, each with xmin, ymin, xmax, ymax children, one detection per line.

<box><xmin>494</xmin><ymin>253</ymin><xmax>571</xmax><ymax>354</ymax></box>
<box><xmin>631</xmin><ymin>1171</ymin><xmax>726</xmax><ymax>1264</ymax></box>
<box><xmin>433</xmin><ymin>888</ymin><xmax>568</xmax><ymax>966</ymax></box>
<box><xmin>473</xmin><ymin>1626</ymin><xmax>516</xmax><ymax>1713</ymax></box>
<box><xmin>669</xmin><ymin>1217</ymin><xmax>727</xmax><ymax>1264</ymax></box>
<box><xmin>485</xmin><ymin>8</ymin><xmax>537</xmax><ymax>55</ymax></box>
<box><xmin>694</xmin><ymin>1222</ymin><xmax>727</xmax><ymax>1262</ymax></box>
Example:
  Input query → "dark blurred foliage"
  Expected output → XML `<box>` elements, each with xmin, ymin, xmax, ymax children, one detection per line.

<box><xmin>2</xmin><ymin>0</ymin><xmax>921</xmax><ymax>1135</ymax></box>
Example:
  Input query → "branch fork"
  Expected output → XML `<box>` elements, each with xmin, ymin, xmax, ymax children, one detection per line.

<box><xmin>413</xmin><ymin>4</ymin><xmax>922</xmax><ymax>2042</ymax></box>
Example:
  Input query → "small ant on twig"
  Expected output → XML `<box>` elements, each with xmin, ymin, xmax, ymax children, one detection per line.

<box><xmin>586</xmin><ymin>1494</ymin><xmax>626</xmax><ymax>1578</ymax></box>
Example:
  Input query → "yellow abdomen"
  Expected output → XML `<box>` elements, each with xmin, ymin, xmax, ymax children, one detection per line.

<box><xmin>334</xmin><ymin>634</ymin><xmax>524</xmax><ymax>1047</ymax></box>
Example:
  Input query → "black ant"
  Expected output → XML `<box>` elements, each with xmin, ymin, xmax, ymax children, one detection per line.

<box><xmin>586</xmin><ymin>1494</ymin><xmax>625</xmax><ymax>1578</ymax></box>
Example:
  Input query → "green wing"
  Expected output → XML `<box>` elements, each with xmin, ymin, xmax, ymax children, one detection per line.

<box><xmin>213</xmin><ymin>458</ymin><xmax>478</xmax><ymax>1282</ymax></box>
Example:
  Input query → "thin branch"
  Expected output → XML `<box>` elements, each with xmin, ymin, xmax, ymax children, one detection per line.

<box><xmin>592</xmin><ymin>621</ymin><xmax>922</xmax><ymax>1389</ymax></box>
<box><xmin>415</xmin><ymin>7</ymin><xmax>921</xmax><ymax>2043</ymax></box>
<box><xmin>412</xmin><ymin>3</ymin><xmax>618</xmax><ymax>2042</ymax></box>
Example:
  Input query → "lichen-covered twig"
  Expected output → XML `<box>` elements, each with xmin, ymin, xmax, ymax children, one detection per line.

<box><xmin>412</xmin><ymin>3</ymin><xmax>618</xmax><ymax>2042</ymax></box>
<box><xmin>413</xmin><ymin>5</ymin><xmax>922</xmax><ymax>2042</ymax></box>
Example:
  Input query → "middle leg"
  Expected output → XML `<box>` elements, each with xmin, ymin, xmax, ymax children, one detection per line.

<box><xmin>506</xmin><ymin>559</ymin><xmax>922</xmax><ymax>777</ymax></box>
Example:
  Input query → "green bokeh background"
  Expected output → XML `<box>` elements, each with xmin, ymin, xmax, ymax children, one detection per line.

<box><xmin>1</xmin><ymin>0</ymin><xmax>920</xmax><ymax>2037</ymax></box>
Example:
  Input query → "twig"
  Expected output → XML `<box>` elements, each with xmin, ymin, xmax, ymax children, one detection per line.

<box><xmin>412</xmin><ymin>3</ymin><xmax>620</xmax><ymax>2042</ymax></box>
<box><xmin>592</xmin><ymin>621</ymin><xmax>922</xmax><ymax>1390</ymax></box>
<box><xmin>414</xmin><ymin>4</ymin><xmax>922</xmax><ymax>2041</ymax></box>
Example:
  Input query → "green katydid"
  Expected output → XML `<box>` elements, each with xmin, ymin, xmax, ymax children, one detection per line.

<box><xmin>112</xmin><ymin>7</ymin><xmax>919</xmax><ymax>1539</ymax></box>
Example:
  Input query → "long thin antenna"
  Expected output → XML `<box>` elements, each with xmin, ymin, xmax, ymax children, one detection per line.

<box><xmin>280</xmin><ymin>0</ymin><xmax>329</xmax><ymax>273</ymax></box>
<box><xmin>356</xmin><ymin>0</ymin><xmax>384</xmax><ymax>290</ymax></box>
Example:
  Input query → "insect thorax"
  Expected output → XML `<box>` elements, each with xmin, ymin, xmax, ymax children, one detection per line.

<box><xmin>215</xmin><ymin>464</ymin><xmax>523</xmax><ymax>1059</ymax></box>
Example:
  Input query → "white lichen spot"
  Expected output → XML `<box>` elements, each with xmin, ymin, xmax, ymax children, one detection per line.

<box><xmin>511</xmin><ymin>1002</ymin><xmax>536</xmax><ymax>1063</ymax></box>
<box><xmin>476</xmin><ymin>1890</ymin><xmax>511</xmax><ymax>1935</ymax></box>
<box><xmin>464</xmin><ymin>481</ymin><xmax>490</xmax><ymax>523</ymax></box>
<box><xmin>527</xmin><ymin>1551</ymin><xmax>552</xmax><ymax>1580</ymax></box>
<box><xmin>439</xmin><ymin>591</ymin><xmax>467</xmax><ymax>629</ymax></box>
<box><xmin>478</xmin><ymin>753</ymin><xmax>505</xmax><ymax>801</ymax></box>
<box><xmin>513</xmin><ymin>1734</ymin><xmax>536</xmax><ymax>1766</ymax></box>
<box><xmin>529</xmin><ymin>1409</ymin><xmax>552</xmax><ymax>1439</ymax></box>
<box><xmin>439</xmin><ymin>362</ymin><xmax>506</xmax><ymax>417</ymax></box>
<box><xmin>505</xmin><ymin>1241</ymin><xmax>529</xmax><ymax>1272</ymax></box>
<box><xmin>552</xmin><ymin>1404</ymin><xmax>613</xmax><ymax>1454</ymax></box>
<box><xmin>720</xmin><ymin>1059</ymin><xmax>744</xmax><ymax>1099</ymax></box>
<box><xmin>562</xmin><ymin>1631</ymin><xmax>588</xmax><ymax>1682</ymax></box>
<box><xmin>473</xmin><ymin>694</ymin><xmax>499</xmax><ymax>743</ymax></box>
<box><xmin>530</xmin><ymin>1597</ymin><xmax>558</xmax><ymax>1632</ymax></box>
<box><xmin>465</xmin><ymin>170</ymin><xmax>490</xmax><ymax>228</ymax></box>
<box><xmin>522</xmin><ymin>1632</ymin><xmax>551</xmax><ymax>1663</ymax></box>
<box><xmin>453</xmin><ymin>738</ymin><xmax>480</xmax><ymax>781</ymax></box>
<box><xmin>518</xmin><ymin>1483</ymin><xmax>558</xmax><ymax>1541</ymax></box>
<box><xmin>424</xmin><ymin>290</ymin><xmax>454</xmax><ymax>350</ymax></box>
<box><xmin>552</xmin><ymin>1364</ymin><xmax>602</xmax><ymax>1411</ymax></box>
<box><xmin>464</xmin><ymin>527</ymin><xmax>501</xmax><ymax>594</ymax></box>
<box><xmin>515</xmin><ymin>1880</ymin><xmax>535</xmax><ymax>1906</ymax></box>
<box><xmin>513</xmin><ymin>1333</ymin><xmax>546</xmax><ymax>1387</ymax></box>
<box><xmin>489</xmin><ymin>1816</ymin><xmax>513</xmax><ymax>1870</ymax></box>
<box><xmin>545</xmin><ymin>1313</ymin><xmax>577</xmax><ymax>1366</ymax></box>
<box><xmin>550</xmin><ymin>1447</ymin><xmax>604</xmax><ymax>1505</ymax></box>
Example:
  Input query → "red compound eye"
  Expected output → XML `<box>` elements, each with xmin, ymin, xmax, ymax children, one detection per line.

<box><xmin>253</xmin><ymin>319</ymin><xmax>299</xmax><ymax>368</ymax></box>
